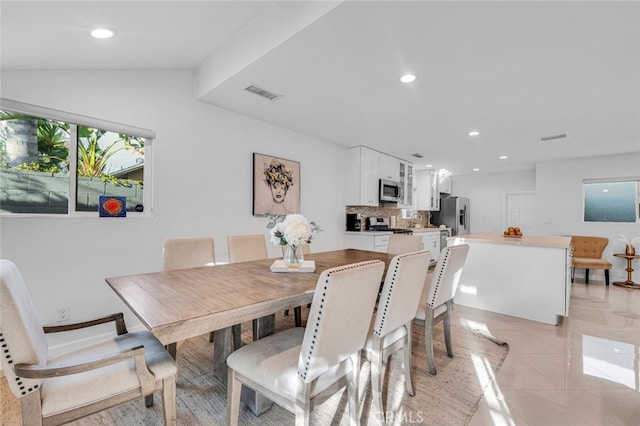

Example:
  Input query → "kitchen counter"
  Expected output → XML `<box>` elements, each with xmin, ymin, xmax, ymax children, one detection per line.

<box><xmin>345</xmin><ymin>228</ymin><xmax>448</xmax><ymax>235</ymax></box>
<box><xmin>449</xmin><ymin>233</ymin><xmax>571</xmax><ymax>325</ymax></box>
<box><xmin>346</xmin><ymin>230</ymin><xmax>392</xmax><ymax>235</ymax></box>
<box><xmin>449</xmin><ymin>232</ymin><xmax>570</xmax><ymax>249</ymax></box>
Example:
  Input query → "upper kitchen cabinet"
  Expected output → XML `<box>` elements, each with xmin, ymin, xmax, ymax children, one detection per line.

<box><xmin>439</xmin><ymin>173</ymin><xmax>452</xmax><ymax>194</ymax></box>
<box><xmin>398</xmin><ymin>160</ymin><xmax>414</xmax><ymax>208</ymax></box>
<box><xmin>379</xmin><ymin>154</ymin><xmax>399</xmax><ymax>182</ymax></box>
<box><xmin>346</xmin><ymin>146</ymin><xmax>379</xmax><ymax>206</ymax></box>
<box><xmin>415</xmin><ymin>169</ymin><xmax>440</xmax><ymax>211</ymax></box>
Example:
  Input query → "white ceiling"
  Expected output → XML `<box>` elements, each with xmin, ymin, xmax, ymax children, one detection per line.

<box><xmin>2</xmin><ymin>1</ymin><xmax>639</xmax><ymax>176</ymax></box>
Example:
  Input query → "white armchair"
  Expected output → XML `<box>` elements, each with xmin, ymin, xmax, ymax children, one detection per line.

<box><xmin>0</xmin><ymin>259</ymin><xmax>177</xmax><ymax>425</ymax></box>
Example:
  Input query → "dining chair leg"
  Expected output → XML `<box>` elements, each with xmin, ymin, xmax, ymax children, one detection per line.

<box><xmin>424</xmin><ymin>307</ymin><xmax>437</xmax><ymax>375</ymax></box>
<box><xmin>348</xmin><ymin>353</ymin><xmax>361</xmax><ymax>426</ymax></box>
<box><xmin>227</xmin><ymin>368</ymin><xmax>241</xmax><ymax>426</ymax></box>
<box><xmin>443</xmin><ymin>301</ymin><xmax>453</xmax><ymax>358</ymax></box>
<box><xmin>402</xmin><ymin>322</ymin><xmax>415</xmax><ymax>396</ymax></box>
<box><xmin>585</xmin><ymin>268</ymin><xmax>590</xmax><ymax>284</ymax></box>
<box><xmin>605</xmin><ymin>269</ymin><xmax>610</xmax><ymax>286</ymax></box>
<box><xmin>294</xmin><ymin>379</ymin><xmax>312</xmax><ymax>426</ymax></box>
<box><xmin>162</xmin><ymin>377</ymin><xmax>177</xmax><ymax>425</ymax></box>
<box><xmin>369</xmin><ymin>335</ymin><xmax>385</xmax><ymax>416</ymax></box>
<box><xmin>145</xmin><ymin>394</ymin><xmax>153</xmax><ymax>407</ymax></box>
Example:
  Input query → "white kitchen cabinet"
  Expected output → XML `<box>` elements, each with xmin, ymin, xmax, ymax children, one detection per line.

<box><xmin>346</xmin><ymin>146</ymin><xmax>379</xmax><ymax>206</ymax></box>
<box><xmin>415</xmin><ymin>169</ymin><xmax>440</xmax><ymax>211</ymax></box>
<box><xmin>439</xmin><ymin>173</ymin><xmax>452</xmax><ymax>194</ymax></box>
<box><xmin>379</xmin><ymin>154</ymin><xmax>399</xmax><ymax>182</ymax></box>
<box><xmin>345</xmin><ymin>232</ymin><xmax>390</xmax><ymax>252</ymax></box>
<box><xmin>398</xmin><ymin>161</ymin><xmax>414</xmax><ymax>208</ymax></box>
<box><xmin>415</xmin><ymin>230</ymin><xmax>440</xmax><ymax>255</ymax></box>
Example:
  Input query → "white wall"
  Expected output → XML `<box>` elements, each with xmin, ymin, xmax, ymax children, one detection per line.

<box><xmin>0</xmin><ymin>70</ymin><xmax>347</xmax><ymax>349</ymax></box>
<box><xmin>451</xmin><ymin>170</ymin><xmax>536</xmax><ymax>233</ymax></box>
<box><xmin>536</xmin><ymin>153</ymin><xmax>640</xmax><ymax>281</ymax></box>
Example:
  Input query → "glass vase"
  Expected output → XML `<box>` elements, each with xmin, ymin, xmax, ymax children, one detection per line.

<box><xmin>284</xmin><ymin>244</ymin><xmax>304</xmax><ymax>268</ymax></box>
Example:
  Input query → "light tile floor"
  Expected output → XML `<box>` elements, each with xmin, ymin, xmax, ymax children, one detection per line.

<box><xmin>465</xmin><ymin>280</ymin><xmax>640</xmax><ymax>425</ymax></box>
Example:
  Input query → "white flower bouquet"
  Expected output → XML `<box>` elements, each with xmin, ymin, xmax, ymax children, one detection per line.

<box><xmin>266</xmin><ymin>214</ymin><xmax>321</xmax><ymax>247</ymax></box>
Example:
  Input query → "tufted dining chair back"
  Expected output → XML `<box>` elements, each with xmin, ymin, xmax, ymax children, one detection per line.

<box><xmin>299</xmin><ymin>261</ymin><xmax>385</xmax><ymax>383</ymax></box>
<box><xmin>363</xmin><ymin>250</ymin><xmax>432</xmax><ymax>414</ymax></box>
<box><xmin>0</xmin><ymin>260</ymin><xmax>48</xmax><ymax>398</ymax></box>
<box><xmin>415</xmin><ymin>244</ymin><xmax>470</xmax><ymax>375</ymax></box>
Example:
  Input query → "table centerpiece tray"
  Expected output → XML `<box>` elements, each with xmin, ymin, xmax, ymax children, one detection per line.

<box><xmin>270</xmin><ymin>260</ymin><xmax>316</xmax><ymax>273</ymax></box>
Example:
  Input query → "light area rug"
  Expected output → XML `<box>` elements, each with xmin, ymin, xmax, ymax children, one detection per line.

<box><xmin>1</xmin><ymin>312</ymin><xmax>508</xmax><ymax>426</ymax></box>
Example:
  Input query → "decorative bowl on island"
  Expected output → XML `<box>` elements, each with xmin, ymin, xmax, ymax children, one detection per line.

<box><xmin>503</xmin><ymin>226</ymin><xmax>523</xmax><ymax>238</ymax></box>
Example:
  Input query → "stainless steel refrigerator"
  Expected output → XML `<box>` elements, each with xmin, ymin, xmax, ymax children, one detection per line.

<box><xmin>434</xmin><ymin>196</ymin><xmax>470</xmax><ymax>235</ymax></box>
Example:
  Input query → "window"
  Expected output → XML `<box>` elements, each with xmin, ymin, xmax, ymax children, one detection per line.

<box><xmin>583</xmin><ymin>178</ymin><xmax>640</xmax><ymax>223</ymax></box>
<box><xmin>0</xmin><ymin>99</ymin><xmax>153</xmax><ymax>216</ymax></box>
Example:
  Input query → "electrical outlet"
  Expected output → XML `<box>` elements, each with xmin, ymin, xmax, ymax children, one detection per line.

<box><xmin>57</xmin><ymin>306</ymin><xmax>70</xmax><ymax>322</ymax></box>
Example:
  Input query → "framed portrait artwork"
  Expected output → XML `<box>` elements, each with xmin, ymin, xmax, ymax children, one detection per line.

<box><xmin>253</xmin><ymin>153</ymin><xmax>300</xmax><ymax>216</ymax></box>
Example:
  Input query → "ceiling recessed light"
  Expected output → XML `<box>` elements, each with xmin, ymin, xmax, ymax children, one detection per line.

<box><xmin>499</xmin><ymin>155</ymin><xmax>508</xmax><ymax>160</ymax></box>
<box><xmin>468</xmin><ymin>130</ymin><xmax>480</xmax><ymax>136</ymax></box>
<box><xmin>91</xmin><ymin>28</ymin><xmax>115</xmax><ymax>39</ymax></box>
<box><xmin>399</xmin><ymin>74</ymin><xmax>417</xmax><ymax>83</ymax></box>
<box><xmin>426</xmin><ymin>164</ymin><xmax>433</xmax><ymax>168</ymax></box>
<box><xmin>473</xmin><ymin>168</ymin><xmax>480</xmax><ymax>172</ymax></box>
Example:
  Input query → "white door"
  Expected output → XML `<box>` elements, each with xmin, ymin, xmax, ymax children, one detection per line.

<box><xmin>504</xmin><ymin>192</ymin><xmax>536</xmax><ymax>234</ymax></box>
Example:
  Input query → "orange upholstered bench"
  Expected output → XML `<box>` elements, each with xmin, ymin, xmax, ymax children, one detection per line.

<box><xmin>570</xmin><ymin>236</ymin><xmax>612</xmax><ymax>285</ymax></box>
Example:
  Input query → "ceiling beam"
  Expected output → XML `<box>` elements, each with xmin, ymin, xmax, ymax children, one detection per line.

<box><xmin>195</xmin><ymin>0</ymin><xmax>343</xmax><ymax>103</ymax></box>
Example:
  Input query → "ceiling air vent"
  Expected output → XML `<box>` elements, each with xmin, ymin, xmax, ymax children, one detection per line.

<box><xmin>244</xmin><ymin>84</ymin><xmax>282</xmax><ymax>101</ymax></box>
<box><xmin>540</xmin><ymin>133</ymin><xmax>568</xmax><ymax>143</ymax></box>
<box><xmin>411</xmin><ymin>153</ymin><xmax>424</xmax><ymax>158</ymax></box>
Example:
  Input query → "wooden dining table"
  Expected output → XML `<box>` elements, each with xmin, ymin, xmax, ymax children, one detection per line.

<box><xmin>105</xmin><ymin>248</ymin><xmax>393</xmax><ymax>415</ymax></box>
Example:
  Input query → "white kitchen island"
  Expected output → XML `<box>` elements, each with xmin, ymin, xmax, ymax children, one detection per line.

<box><xmin>449</xmin><ymin>233</ymin><xmax>572</xmax><ymax>325</ymax></box>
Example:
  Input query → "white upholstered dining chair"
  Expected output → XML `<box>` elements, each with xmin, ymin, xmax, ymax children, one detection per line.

<box><xmin>414</xmin><ymin>244</ymin><xmax>470</xmax><ymax>375</ymax></box>
<box><xmin>0</xmin><ymin>259</ymin><xmax>177</xmax><ymax>425</ymax></box>
<box><xmin>362</xmin><ymin>250</ymin><xmax>431</xmax><ymax>415</ymax></box>
<box><xmin>162</xmin><ymin>237</ymin><xmax>220</xmax><ymax>357</ymax></box>
<box><xmin>386</xmin><ymin>234</ymin><xmax>423</xmax><ymax>255</ymax></box>
<box><xmin>226</xmin><ymin>260</ymin><xmax>385</xmax><ymax>426</ymax></box>
<box><xmin>163</xmin><ymin>236</ymin><xmax>216</xmax><ymax>271</ymax></box>
<box><xmin>227</xmin><ymin>234</ymin><xmax>269</xmax><ymax>349</ymax></box>
<box><xmin>227</xmin><ymin>234</ymin><xmax>268</xmax><ymax>263</ymax></box>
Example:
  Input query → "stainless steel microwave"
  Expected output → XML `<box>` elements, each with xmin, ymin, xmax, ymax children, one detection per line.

<box><xmin>379</xmin><ymin>179</ymin><xmax>399</xmax><ymax>203</ymax></box>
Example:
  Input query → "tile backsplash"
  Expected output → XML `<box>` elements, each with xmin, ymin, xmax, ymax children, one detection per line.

<box><xmin>345</xmin><ymin>206</ymin><xmax>434</xmax><ymax>229</ymax></box>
